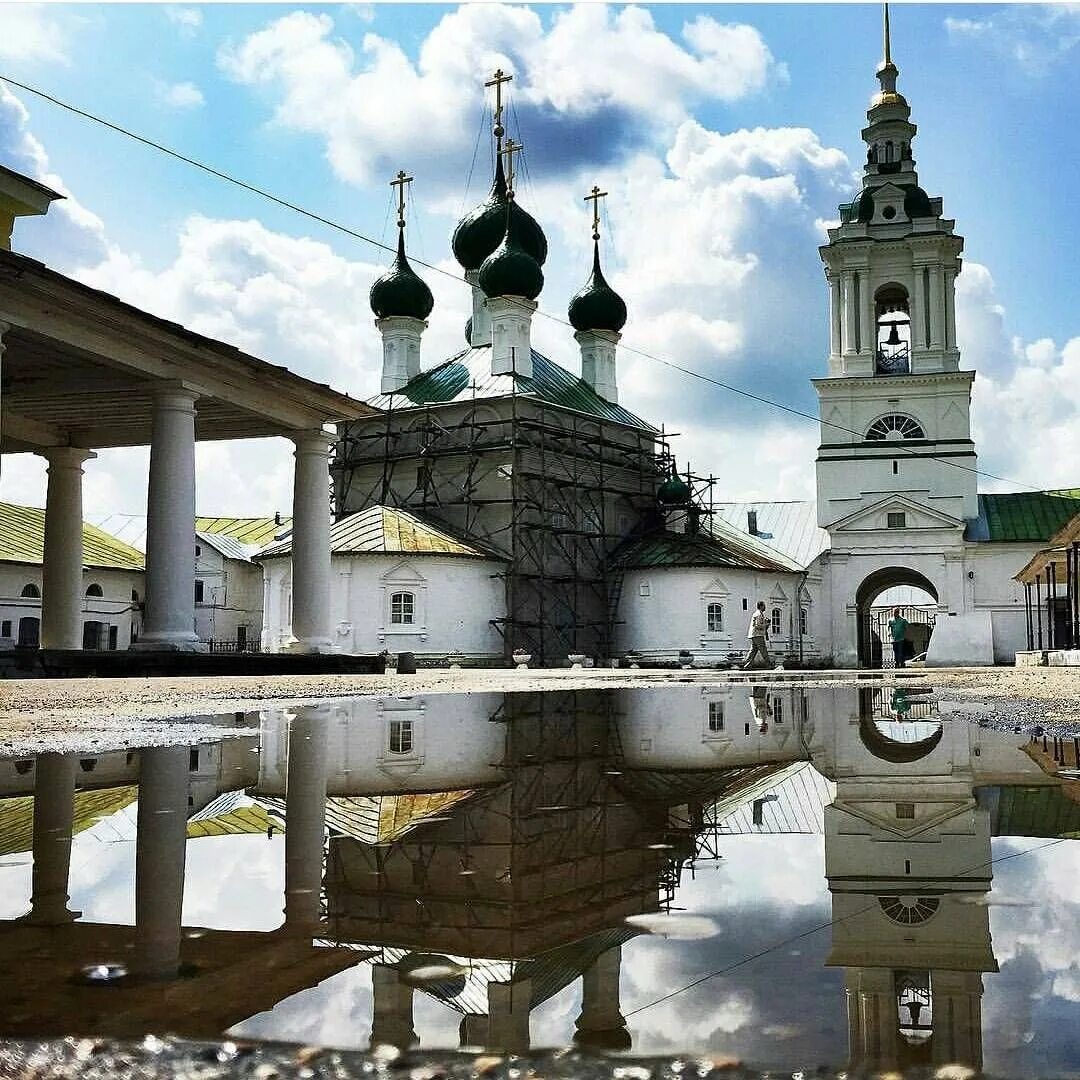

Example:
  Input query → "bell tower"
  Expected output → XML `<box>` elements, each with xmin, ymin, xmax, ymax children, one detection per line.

<box><xmin>815</xmin><ymin>5</ymin><xmax>977</xmax><ymax>533</ymax></box>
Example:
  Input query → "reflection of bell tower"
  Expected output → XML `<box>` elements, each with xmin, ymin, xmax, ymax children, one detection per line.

<box><xmin>823</xmin><ymin>690</ymin><xmax>997</xmax><ymax>1071</ymax></box>
<box><xmin>815</xmin><ymin>6</ymin><xmax>977</xmax><ymax>536</ymax></box>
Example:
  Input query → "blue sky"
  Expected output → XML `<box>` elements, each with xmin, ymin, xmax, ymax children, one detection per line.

<box><xmin>1</xmin><ymin>2</ymin><xmax>1079</xmax><ymax>515</ymax></box>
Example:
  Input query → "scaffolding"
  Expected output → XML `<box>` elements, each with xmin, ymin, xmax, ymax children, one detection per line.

<box><xmin>334</xmin><ymin>383</ymin><xmax>687</xmax><ymax>664</ymax></box>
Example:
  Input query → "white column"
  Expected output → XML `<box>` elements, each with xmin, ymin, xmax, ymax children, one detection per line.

<box><xmin>828</xmin><ymin>276</ymin><xmax>842</xmax><ymax>361</ymax></box>
<box><xmin>841</xmin><ymin>271</ymin><xmax>856</xmax><ymax>357</ymax></box>
<box><xmin>929</xmin><ymin>265</ymin><xmax>945</xmax><ymax>349</ymax></box>
<box><xmin>944</xmin><ymin>267</ymin><xmax>958</xmax><ymax>351</ymax></box>
<box><xmin>134</xmin><ymin>745</ymin><xmax>189</xmax><ymax>979</ymax></box>
<box><xmin>857</xmin><ymin>271</ymin><xmax>873</xmax><ymax>359</ymax></box>
<box><xmin>288</xmin><ymin>430</ymin><xmax>334</xmax><ymax>653</ymax></box>
<box><xmin>137</xmin><ymin>387</ymin><xmax>200</xmax><ymax>650</ymax></box>
<box><xmin>912</xmin><ymin>266</ymin><xmax>928</xmax><ymax>353</ymax></box>
<box><xmin>574</xmin><ymin>945</ymin><xmax>631</xmax><ymax>1051</ymax></box>
<box><xmin>27</xmin><ymin>752</ymin><xmax>80</xmax><ymax>924</ymax></box>
<box><xmin>370</xmin><ymin>963</ymin><xmax>418</xmax><ymax>1050</ymax></box>
<box><xmin>283</xmin><ymin>705</ymin><xmax>330</xmax><ymax>931</ymax></box>
<box><xmin>39</xmin><ymin>447</ymin><xmax>96</xmax><ymax>650</ymax></box>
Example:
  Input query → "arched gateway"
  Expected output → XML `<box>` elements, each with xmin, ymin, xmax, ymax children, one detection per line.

<box><xmin>855</xmin><ymin>566</ymin><xmax>938</xmax><ymax>668</ymax></box>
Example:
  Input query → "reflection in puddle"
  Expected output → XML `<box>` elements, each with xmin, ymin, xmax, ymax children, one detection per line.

<box><xmin>0</xmin><ymin>685</ymin><xmax>1078</xmax><ymax>1074</ymax></box>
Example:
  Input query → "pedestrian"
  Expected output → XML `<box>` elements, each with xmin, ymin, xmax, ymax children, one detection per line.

<box><xmin>742</xmin><ymin>601</ymin><xmax>772</xmax><ymax>670</ymax></box>
<box><xmin>888</xmin><ymin>607</ymin><xmax>909</xmax><ymax>669</ymax></box>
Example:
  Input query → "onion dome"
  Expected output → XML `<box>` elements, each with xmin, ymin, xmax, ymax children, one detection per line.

<box><xmin>452</xmin><ymin>156</ymin><xmax>548</xmax><ymax>271</ymax></box>
<box><xmin>657</xmin><ymin>465</ymin><xmax>692</xmax><ymax>506</ymax></box>
<box><xmin>903</xmin><ymin>184</ymin><xmax>932</xmax><ymax>218</ymax></box>
<box><xmin>464</xmin><ymin>316</ymin><xmax>473</xmax><ymax>344</ymax></box>
<box><xmin>477</xmin><ymin>204</ymin><xmax>544</xmax><ymax>300</ymax></box>
<box><xmin>369</xmin><ymin>229</ymin><xmax>434</xmax><ymax>320</ymax></box>
<box><xmin>568</xmin><ymin>241</ymin><xmax>627</xmax><ymax>333</ymax></box>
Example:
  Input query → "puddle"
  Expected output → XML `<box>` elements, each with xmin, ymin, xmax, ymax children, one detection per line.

<box><xmin>1</xmin><ymin>684</ymin><xmax>1079</xmax><ymax>1074</ymax></box>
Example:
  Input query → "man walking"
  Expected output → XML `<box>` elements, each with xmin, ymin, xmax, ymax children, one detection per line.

<box><xmin>888</xmin><ymin>607</ymin><xmax>909</xmax><ymax>669</ymax></box>
<box><xmin>742</xmin><ymin>600</ymin><xmax>772</xmax><ymax>670</ymax></box>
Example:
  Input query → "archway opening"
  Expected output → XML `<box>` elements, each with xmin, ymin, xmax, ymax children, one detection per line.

<box><xmin>856</xmin><ymin>567</ymin><xmax>938</xmax><ymax>668</ymax></box>
<box><xmin>874</xmin><ymin>283</ymin><xmax>911</xmax><ymax>375</ymax></box>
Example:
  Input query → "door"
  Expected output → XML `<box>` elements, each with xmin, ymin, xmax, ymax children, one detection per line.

<box><xmin>17</xmin><ymin>617</ymin><xmax>39</xmax><ymax>647</ymax></box>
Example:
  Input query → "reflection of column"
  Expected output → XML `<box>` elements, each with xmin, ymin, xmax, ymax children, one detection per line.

<box><xmin>284</xmin><ymin>705</ymin><xmax>330</xmax><ymax>931</ymax></box>
<box><xmin>845</xmin><ymin>969</ymin><xmax>899</xmax><ymax>1071</ymax></box>
<box><xmin>574</xmin><ymin>945</ymin><xmax>631</xmax><ymax>1051</ymax></box>
<box><xmin>459</xmin><ymin>1014</ymin><xmax>489</xmax><ymax>1049</ymax></box>
<box><xmin>135</xmin><ymin>746</ymin><xmax>189</xmax><ymax>979</ymax></box>
<box><xmin>931</xmin><ymin>971</ymin><xmax>984</xmax><ymax>1071</ymax></box>
<box><xmin>487</xmin><ymin>979</ymin><xmax>532</xmax><ymax>1053</ymax></box>
<box><xmin>370</xmin><ymin>963</ymin><xmax>418</xmax><ymax>1050</ymax></box>
<box><xmin>27</xmin><ymin>753</ymin><xmax>79</xmax><ymax>924</ymax></box>
<box><xmin>288</xmin><ymin>430</ymin><xmax>334</xmax><ymax>653</ymax></box>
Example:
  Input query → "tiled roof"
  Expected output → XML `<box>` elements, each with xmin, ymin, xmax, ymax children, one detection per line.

<box><xmin>712</xmin><ymin>501</ymin><xmax>830</xmax><ymax>570</ymax></box>
<box><xmin>259</xmin><ymin>505</ymin><xmax>503</xmax><ymax>561</ymax></box>
<box><xmin>610</xmin><ymin>527</ymin><xmax>795</xmax><ymax>574</ymax></box>
<box><xmin>0</xmin><ymin>502</ymin><xmax>145</xmax><ymax>571</ymax></box>
<box><xmin>965</xmin><ymin>491</ymin><xmax>1080</xmax><ymax>543</ymax></box>
<box><xmin>367</xmin><ymin>346</ymin><xmax>656</xmax><ymax>431</ymax></box>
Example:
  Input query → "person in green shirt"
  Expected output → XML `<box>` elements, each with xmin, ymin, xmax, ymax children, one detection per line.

<box><xmin>888</xmin><ymin>608</ymin><xmax>909</xmax><ymax>669</ymax></box>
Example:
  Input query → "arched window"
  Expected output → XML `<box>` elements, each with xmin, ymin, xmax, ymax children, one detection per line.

<box><xmin>20</xmin><ymin>583</ymin><xmax>40</xmax><ymax>598</ymax></box>
<box><xmin>866</xmin><ymin>414</ymin><xmax>926</xmax><ymax>441</ymax></box>
<box><xmin>388</xmin><ymin>718</ymin><xmax>414</xmax><ymax>755</ymax></box>
<box><xmin>706</xmin><ymin>603</ymin><xmax>724</xmax><ymax>632</ymax></box>
<box><xmin>85</xmin><ymin>583</ymin><xmax>104</xmax><ymax>598</ymax></box>
<box><xmin>390</xmin><ymin>591</ymin><xmax>415</xmax><ymax>625</ymax></box>
<box><xmin>874</xmin><ymin>283</ymin><xmax>911</xmax><ymax>374</ymax></box>
<box><xmin>771</xmin><ymin>608</ymin><xmax>782</xmax><ymax>636</ymax></box>
<box><xmin>878</xmin><ymin>896</ymin><xmax>940</xmax><ymax>925</ymax></box>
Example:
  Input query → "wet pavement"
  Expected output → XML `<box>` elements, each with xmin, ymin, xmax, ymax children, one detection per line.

<box><xmin>2</xmin><ymin>682</ymin><xmax>1079</xmax><ymax>1077</ymax></box>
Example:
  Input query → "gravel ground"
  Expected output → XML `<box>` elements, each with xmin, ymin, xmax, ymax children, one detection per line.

<box><xmin>0</xmin><ymin>665</ymin><xmax>1078</xmax><ymax>757</ymax></box>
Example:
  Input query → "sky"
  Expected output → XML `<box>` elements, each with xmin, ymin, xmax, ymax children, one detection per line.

<box><xmin>1</xmin><ymin>2</ymin><xmax>1079</xmax><ymax>519</ymax></box>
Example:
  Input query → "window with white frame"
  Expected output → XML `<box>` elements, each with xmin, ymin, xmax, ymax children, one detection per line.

<box><xmin>388</xmin><ymin>718</ymin><xmax>414</xmax><ymax>755</ymax></box>
<box><xmin>390</xmin><ymin>591</ymin><xmax>416</xmax><ymax>625</ymax></box>
<box><xmin>771</xmin><ymin>607</ymin><xmax>782</xmax><ymax>636</ymax></box>
<box><xmin>707</xmin><ymin>602</ymin><xmax>724</xmax><ymax>632</ymax></box>
<box><xmin>772</xmin><ymin>696</ymin><xmax>783</xmax><ymax>724</ymax></box>
<box><xmin>707</xmin><ymin>701</ymin><xmax>725</xmax><ymax>732</ymax></box>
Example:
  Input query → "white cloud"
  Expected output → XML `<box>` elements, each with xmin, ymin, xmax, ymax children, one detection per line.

<box><xmin>946</xmin><ymin>5</ymin><xmax>1080</xmax><ymax>75</ymax></box>
<box><xmin>218</xmin><ymin>5</ymin><xmax>784</xmax><ymax>187</ymax></box>
<box><xmin>164</xmin><ymin>6</ymin><xmax>202</xmax><ymax>36</ymax></box>
<box><xmin>0</xmin><ymin>4</ymin><xmax>70</xmax><ymax>64</ymax></box>
<box><xmin>155</xmin><ymin>80</ymin><xmax>205</xmax><ymax>110</ymax></box>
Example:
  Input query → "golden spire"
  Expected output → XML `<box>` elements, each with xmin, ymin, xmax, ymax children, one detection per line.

<box><xmin>390</xmin><ymin>169</ymin><xmax>412</xmax><ymax>230</ymax></box>
<box><xmin>485</xmin><ymin>68</ymin><xmax>513</xmax><ymax>155</ymax></box>
<box><xmin>502</xmin><ymin>138</ymin><xmax>522</xmax><ymax>200</ymax></box>
<box><xmin>584</xmin><ymin>185</ymin><xmax>607</xmax><ymax>242</ymax></box>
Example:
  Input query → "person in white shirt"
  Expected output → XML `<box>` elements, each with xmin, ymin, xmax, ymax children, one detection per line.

<box><xmin>742</xmin><ymin>600</ymin><xmax>772</xmax><ymax>670</ymax></box>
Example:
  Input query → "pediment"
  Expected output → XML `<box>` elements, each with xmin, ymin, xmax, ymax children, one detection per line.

<box><xmin>380</xmin><ymin>559</ymin><xmax>427</xmax><ymax>583</ymax></box>
<box><xmin>871</xmin><ymin>181</ymin><xmax>907</xmax><ymax>200</ymax></box>
<box><xmin>831</xmin><ymin>494</ymin><xmax>964</xmax><ymax>534</ymax></box>
<box><xmin>701</xmin><ymin>577</ymin><xmax>731</xmax><ymax>596</ymax></box>
<box><xmin>833</xmin><ymin>798</ymin><xmax>973</xmax><ymax>838</ymax></box>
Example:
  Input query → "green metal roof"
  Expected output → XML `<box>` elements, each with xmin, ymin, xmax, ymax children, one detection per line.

<box><xmin>0</xmin><ymin>502</ymin><xmax>144</xmax><ymax>571</ymax></box>
<box><xmin>610</xmin><ymin>528</ymin><xmax>794</xmax><ymax>574</ymax></box>
<box><xmin>966</xmin><ymin>490</ymin><xmax>1080</xmax><ymax>543</ymax></box>
<box><xmin>368</xmin><ymin>346</ymin><xmax>656</xmax><ymax>431</ymax></box>
<box><xmin>985</xmin><ymin>782</ymin><xmax>1080</xmax><ymax>839</ymax></box>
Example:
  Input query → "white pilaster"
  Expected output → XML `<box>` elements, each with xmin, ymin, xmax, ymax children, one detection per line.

<box><xmin>283</xmin><ymin>705</ymin><xmax>330</xmax><ymax>931</ymax></box>
<box><xmin>39</xmin><ymin>447</ymin><xmax>96</xmax><ymax>650</ymax></box>
<box><xmin>575</xmin><ymin>329</ymin><xmax>619</xmax><ymax>403</ymax></box>
<box><xmin>857</xmin><ymin>271</ymin><xmax>874</xmax><ymax>361</ymax></box>
<box><xmin>26</xmin><ymin>753</ymin><xmax>80</xmax><ymax>924</ymax></box>
<box><xmin>929</xmin><ymin>265</ymin><xmax>945</xmax><ymax>349</ymax></box>
<box><xmin>841</xmin><ymin>271</ymin><xmax>857</xmax><ymax>358</ymax></box>
<box><xmin>378</xmin><ymin>316</ymin><xmax>425</xmax><ymax>393</ymax></box>
<box><xmin>466</xmin><ymin>270</ymin><xmax>492</xmax><ymax>347</ymax></box>
<box><xmin>288</xmin><ymin>429</ymin><xmax>334</xmax><ymax>653</ymax></box>
<box><xmin>137</xmin><ymin>386</ymin><xmax>200</xmax><ymax>650</ymax></box>
<box><xmin>944</xmin><ymin>267</ymin><xmax>958</xmax><ymax>353</ymax></box>
<box><xmin>134</xmin><ymin>746</ymin><xmax>189</xmax><ymax>979</ymax></box>
<box><xmin>828</xmin><ymin>275</ymin><xmax>842</xmax><ymax>366</ymax></box>
<box><xmin>486</xmin><ymin>296</ymin><xmax>535</xmax><ymax>377</ymax></box>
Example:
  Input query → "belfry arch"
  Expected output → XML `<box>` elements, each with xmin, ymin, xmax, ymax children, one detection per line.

<box><xmin>855</xmin><ymin>566</ymin><xmax>939</xmax><ymax>668</ymax></box>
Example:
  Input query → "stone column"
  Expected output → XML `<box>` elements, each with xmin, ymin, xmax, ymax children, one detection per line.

<box><xmin>911</xmin><ymin>266</ymin><xmax>928</xmax><ymax>354</ymax></box>
<box><xmin>283</xmin><ymin>705</ymin><xmax>330</xmax><ymax>930</ymax></box>
<box><xmin>134</xmin><ymin>746</ymin><xmax>190</xmax><ymax>979</ymax></box>
<box><xmin>944</xmin><ymin>268</ymin><xmax>958</xmax><ymax>352</ymax></box>
<box><xmin>828</xmin><ymin>275</ymin><xmax>842</xmax><ymax>362</ymax></box>
<box><xmin>136</xmin><ymin>386</ymin><xmax>200</xmax><ymax>650</ymax></box>
<box><xmin>370</xmin><ymin>962</ymin><xmax>418</xmax><ymax>1050</ymax></box>
<box><xmin>39</xmin><ymin>447</ymin><xmax>96</xmax><ymax>650</ymax></box>
<box><xmin>857</xmin><ymin>272</ymin><xmax>873</xmax><ymax>360</ymax></box>
<box><xmin>929</xmin><ymin>266</ymin><xmax>945</xmax><ymax>349</ymax></box>
<box><xmin>574</xmin><ymin>945</ymin><xmax>631</xmax><ymax>1051</ymax></box>
<box><xmin>487</xmin><ymin>979</ymin><xmax>532</xmax><ymax>1053</ymax></box>
<box><xmin>931</xmin><ymin>972</ymin><xmax>984</xmax><ymax>1070</ymax></box>
<box><xmin>841</xmin><ymin>271</ymin><xmax>856</xmax><ymax>357</ymax></box>
<box><xmin>288</xmin><ymin>430</ymin><xmax>334</xmax><ymax>653</ymax></box>
<box><xmin>26</xmin><ymin>753</ymin><xmax>80</xmax><ymax>924</ymax></box>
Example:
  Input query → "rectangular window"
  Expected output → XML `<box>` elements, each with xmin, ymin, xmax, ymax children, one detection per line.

<box><xmin>707</xmin><ymin>603</ymin><xmax>724</xmax><ymax>632</ymax></box>
<box><xmin>771</xmin><ymin>607</ymin><xmax>782</xmax><ymax>636</ymax></box>
<box><xmin>639</xmin><ymin>582</ymin><xmax>651</xmax><ymax>597</ymax></box>
<box><xmin>887</xmin><ymin>512</ymin><xmax>906</xmax><ymax>529</ymax></box>
<box><xmin>195</xmin><ymin>544</ymin><xmax>201</xmax><ymax>557</ymax></box>
<box><xmin>799</xmin><ymin>608</ymin><xmax>808</xmax><ymax>636</ymax></box>
<box><xmin>896</xmin><ymin>802</ymin><xmax>915</xmax><ymax>819</ymax></box>
<box><xmin>388</xmin><ymin>718</ymin><xmax>414</xmax><ymax>755</ymax></box>
<box><xmin>772</xmin><ymin>697</ymin><xmax>783</xmax><ymax>724</ymax></box>
<box><xmin>390</xmin><ymin>591</ymin><xmax>415</xmax><ymax>625</ymax></box>
<box><xmin>189</xmin><ymin>748</ymin><xmax>199</xmax><ymax>772</ymax></box>
<box><xmin>194</xmin><ymin>579</ymin><xmax>205</xmax><ymax>603</ymax></box>
<box><xmin>707</xmin><ymin>701</ymin><xmax>724</xmax><ymax>732</ymax></box>
<box><xmin>0</xmin><ymin>621</ymin><xmax>9</xmax><ymax>638</ymax></box>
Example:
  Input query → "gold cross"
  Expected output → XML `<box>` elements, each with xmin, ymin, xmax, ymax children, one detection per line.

<box><xmin>484</xmin><ymin>68</ymin><xmax>514</xmax><ymax>152</ymax></box>
<box><xmin>390</xmin><ymin>169</ymin><xmax>412</xmax><ymax>229</ymax></box>
<box><xmin>502</xmin><ymin>138</ymin><xmax>522</xmax><ymax>199</ymax></box>
<box><xmin>584</xmin><ymin>185</ymin><xmax>607</xmax><ymax>241</ymax></box>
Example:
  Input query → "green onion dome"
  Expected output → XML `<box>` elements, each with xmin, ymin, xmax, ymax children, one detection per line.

<box><xmin>477</xmin><ymin>204</ymin><xmax>544</xmax><ymax>301</ymax></box>
<box><xmin>452</xmin><ymin>156</ymin><xmax>548</xmax><ymax>271</ymax></box>
<box><xmin>657</xmin><ymin>466</ymin><xmax>692</xmax><ymax>506</ymax></box>
<box><xmin>369</xmin><ymin>231</ymin><xmax>434</xmax><ymax>320</ymax></box>
<box><xmin>568</xmin><ymin>242</ymin><xmax>627</xmax><ymax>333</ymax></box>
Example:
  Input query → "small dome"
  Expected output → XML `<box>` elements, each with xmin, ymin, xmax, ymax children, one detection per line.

<box><xmin>903</xmin><ymin>184</ymin><xmax>933</xmax><ymax>218</ymax></box>
<box><xmin>452</xmin><ymin>156</ymin><xmax>548</xmax><ymax>271</ymax></box>
<box><xmin>568</xmin><ymin>242</ymin><xmax>627</xmax><ymax>333</ymax></box>
<box><xmin>464</xmin><ymin>315</ymin><xmax>473</xmax><ymax>344</ymax></box>
<box><xmin>852</xmin><ymin>188</ymin><xmax>875</xmax><ymax>223</ymax></box>
<box><xmin>477</xmin><ymin>206</ymin><xmax>544</xmax><ymax>301</ymax></box>
<box><xmin>369</xmin><ymin>231</ymin><xmax>434</xmax><ymax>320</ymax></box>
<box><xmin>657</xmin><ymin>468</ymin><xmax>692</xmax><ymax>506</ymax></box>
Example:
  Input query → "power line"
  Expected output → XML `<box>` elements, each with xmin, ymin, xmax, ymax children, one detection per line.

<box><xmin>0</xmin><ymin>72</ymin><xmax>1040</xmax><ymax>493</ymax></box>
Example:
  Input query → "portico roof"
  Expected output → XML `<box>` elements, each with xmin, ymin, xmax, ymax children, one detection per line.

<box><xmin>0</xmin><ymin>248</ymin><xmax>375</xmax><ymax>453</ymax></box>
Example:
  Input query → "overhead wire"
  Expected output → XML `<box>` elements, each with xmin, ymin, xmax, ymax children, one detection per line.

<box><xmin>0</xmin><ymin>72</ymin><xmax>1041</xmax><ymax>493</ymax></box>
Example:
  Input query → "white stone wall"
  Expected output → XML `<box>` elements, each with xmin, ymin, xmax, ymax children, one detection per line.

<box><xmin>193</xmin><ymin>544</ymin><xmax>264</xmax><ymax>646</ymax></box>
<box><xmin>614</xmin><ymin>566</ymin><xmax>819</xmax><ymax>664</ymax></box>
<box><xmin>261</xmin><ymin>553</ymin><xmax>506</xmax><ymax>659</ymax></box>
<box><xmin>0</xmin><ymin>563</ymin><xmax>144</xmax><ymax>650</ymax></box>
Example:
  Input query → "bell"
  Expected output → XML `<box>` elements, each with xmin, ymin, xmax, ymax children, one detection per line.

<box><xmin>885</xmin><ymin>323</ymin><xmax>902</xmax><ymax>346</ymax></box>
